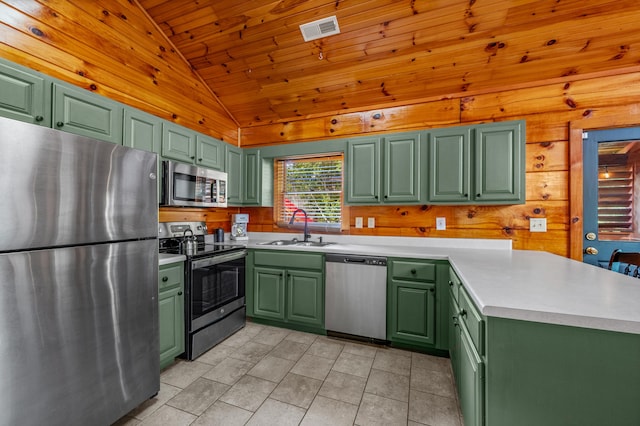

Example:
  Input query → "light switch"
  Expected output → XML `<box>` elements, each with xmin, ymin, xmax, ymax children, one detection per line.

<box><xmin>367</xmin><ymin>217</ymin><xmax>375</xmax><ymax>228</ymax></box>
<box><xmin>436</xmin><ymin>217</ymin><xmax>446</xmax><ymax>230</ymax></box>
<box><xmin>355</xmin><ymin>217</ymin><xmax>363</xmax><ymax>228</ymax></box>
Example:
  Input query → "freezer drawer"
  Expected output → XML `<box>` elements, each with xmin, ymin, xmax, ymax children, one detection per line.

<box><xmin>0</xmin><ymin>240</ymin><xmax>159</xmax><ymax>425</ymax></box>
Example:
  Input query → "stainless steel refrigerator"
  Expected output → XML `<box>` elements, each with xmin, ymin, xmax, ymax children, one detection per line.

<box><xmin>0</xmin><ymin>116</ymin><xmax>159</xmax><ymax>425</ymax></box>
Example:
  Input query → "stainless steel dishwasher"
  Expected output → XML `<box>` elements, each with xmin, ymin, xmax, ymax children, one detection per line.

<box><xmin>325</xmin><ymin>253</ymin><xmax>388</xmax><ymax>342</ymax></box>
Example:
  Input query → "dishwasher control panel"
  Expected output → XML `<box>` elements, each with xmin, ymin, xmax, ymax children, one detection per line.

<box><xmin>326</xmin><ymin>254</ymin><xmax>387</xmax><ymax>266</ymax></box>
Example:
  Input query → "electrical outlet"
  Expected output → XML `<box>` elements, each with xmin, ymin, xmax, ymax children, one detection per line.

<box><xmin>355</xmin><ymin>217</ymin><xmax>363</xmax><ymax>228</ymax></box>
<box><xmin>436</xmin><ymin>217</ymin><xmax>446</xmax><ymax>230</ymax></box>
<box><xmin>367</xmin><ymin>217</ymin><xmax>375</xmax><ymax>228</ymax></box>
<box><xmin>530</xmin><ymin>218</ymin><xmax>547</xmax><ymax>232</ymax></box>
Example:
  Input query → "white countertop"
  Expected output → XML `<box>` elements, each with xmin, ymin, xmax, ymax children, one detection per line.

<box><xmin>245</xmin><ymin>232</ymin><xmax>640</xmax><ymax>335</ymax></box>
<box><xmin>159</xmin><ymin>253</ymin><xmax>186</xmax><ymax>266</ymax></box>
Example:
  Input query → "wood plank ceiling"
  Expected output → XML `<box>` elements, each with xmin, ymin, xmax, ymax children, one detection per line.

<box><xmin>138</xmin><ymin>0</ymin><xmax>640</xmax><ymax>128</ymax></box>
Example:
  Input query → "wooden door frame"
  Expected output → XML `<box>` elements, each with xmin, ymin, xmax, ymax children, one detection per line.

<box><xmin>569</xmin><ymin>113</ymin><xmax>640</xmax><ymax>260</ymax></box>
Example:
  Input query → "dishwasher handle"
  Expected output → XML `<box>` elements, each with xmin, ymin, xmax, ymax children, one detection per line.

<box><xmin>326</xmin><ymin>253</ymin><xmax>387</xmax><ymax>266</ymax></box>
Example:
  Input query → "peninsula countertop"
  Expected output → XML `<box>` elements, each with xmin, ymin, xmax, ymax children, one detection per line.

<box><xmin>238</xmin><ymin>232</ymin><xmax>640</xmax><ymax>335</ymax></box>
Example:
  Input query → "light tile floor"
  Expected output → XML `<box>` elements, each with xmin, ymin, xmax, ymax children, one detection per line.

<box><xmin>115</xmin><ymin>323</ymin><xmax>463</xmax><ymax>426</ymax></box>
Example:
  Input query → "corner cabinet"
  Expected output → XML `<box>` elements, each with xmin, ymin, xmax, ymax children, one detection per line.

<box><xmin>428</xmin><ymin>121</ymin><xmax>525</xmax><ymax>204</ymax></box>
<box><xmin>346</xmin><ymin>132</ymin><xmax>423</xmax><ymax>204</ymax></box>
<box><xmin>225</xmin><ymin>147</ymin><xmax>265</xmax><ymax>206</ymax></box>
<box><xmin>247</xmin><ymin>250</ymin><xmax>324</xmax><ymax>333</ymax></box>
<box><xmin>159</xmin><ymin>262</ymin><xmax>185</xmax><ymax>370</ymax></box>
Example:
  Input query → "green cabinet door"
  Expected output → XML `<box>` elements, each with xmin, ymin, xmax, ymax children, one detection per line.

<box><xmin>226</xmin><ymin>145</ymin><xmax>243</xmax><ymax>205</ymax></box>
<box><xmin>474</xmin><ymin>121</ymin><xmax>524</xmax><ymax>203</ymax></box>
<box><xmin>123</xmin><ymin>109</ymin><xmax>161</xmax><ymax>153</ymax></box>
<box><xmin>0</xmin><ymin>60</ymin><xmax>50</xmax><ymax>126</ymax></box>
<box><xmin>287</xmin><ymin>269</ymin><xmax>324</xmax><ymax>327</ymax></box>
<box><xmin>458</xmin><ymin>326</ymin><xmax>484</xmax><ymax>426</ymax></box>
<box><xmin>52</xmin><ymin>83</ymin><xmax>123</xmax><ymax>143</ymax></box>
<box><xmin>196</xmin><ymin>134</ymin><xmax>225</xmax><ymax>170</ymax></box>
<box><xmin>123</xmin><ymin>109</ymin><xmax>162</xmax><ymax>201</ymax></box>
<box><xmin>159</xmin><ymin>263</ymin><xmax>184</xmax><ymax>370</ymax></box>
<box><xmin>253</xmin><ymin>266</ymin><xmax>286</xmax><ymax>320</ymax></box>
<box><xmin>383</xmin><ymin>132</ymin><xmax>422</xmax><ymax>203</ymax></box>
<box><xmin>388</xmin><ymin>279</ymin><xmax>436</xmax><ymax>345</ymax></box>
<box><xmin>243</xmin><ymin>150</ymin><xmax>261</xmax><ymax>205</ymax></box>
<box><xmin>162</xmin><ymin>122</ymin><xmax>196</xmax><ymax>163</ymax></box>
<box><xmin>346</xmin><ymin>138</ymin><xmax>381</xmax><ymax>203</ymax></box>
<box><xmin>428</xmin><ymin>126</ymin><xmax>471</xmax><ymax>202</ymax></box>
<box><xmin>449</xmin><ymin>294</ymin><xmax>461</xmax><ymax>392</ymax></box>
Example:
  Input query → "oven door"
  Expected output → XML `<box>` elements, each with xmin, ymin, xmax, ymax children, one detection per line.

<box><xmin>190</xmin><ymin>250</ymin><xmax>246</xmax><ymax>331</ymax></box>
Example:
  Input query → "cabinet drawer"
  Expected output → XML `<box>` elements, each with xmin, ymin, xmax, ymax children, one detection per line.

<box><xmin>449</xmin><ymin>267</ymin><xmax>461</xmax><ymax>302</ymax></box>
<box><xmin>459</xmin><ymin>287</ymin><xmax>485</xmax><ymax>355</ymax></box>
<box><xmin>159</xmin><ymin>263</ymin><xmax>183</xmax><ymax>291</ymax></box>
<box><xmin>254</xmin><ymin>250</ymin><xmax>323</xmax><ymax>270</ymax></box>
<box><xmin>391</xmin><ymin>260</ymin><xmax>436</xmax><ymax>281</ymax></box>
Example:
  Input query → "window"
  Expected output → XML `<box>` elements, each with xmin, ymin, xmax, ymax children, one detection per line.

<box><xmin>274</xmin><ymin>154</ymin><xmax>344</xmax><ymax>231</ymax></box>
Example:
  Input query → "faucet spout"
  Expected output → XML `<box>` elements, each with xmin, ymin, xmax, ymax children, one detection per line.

<box><xmin>289</xmin><ymin>208</ymin><xmax>311</xmax><ymax>242</ymax></box>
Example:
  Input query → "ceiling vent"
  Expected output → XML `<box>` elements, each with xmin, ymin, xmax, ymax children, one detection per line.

<box><xmin>299</xmin><ymin>16</ymin><xmax>340</xmax><ymax>42</ymax></box>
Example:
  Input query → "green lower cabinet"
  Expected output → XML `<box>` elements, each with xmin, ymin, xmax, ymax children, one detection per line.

<box><xmin>287</xmin><ymin>269</ymin><xmax>324</xmax><ymax>327</ymax></box>
<box><xmin>458</xmin><ymin>325</ymin><xmax>484</xmax><ymax>426</ymax></box>
<box><xmin>253</xmin><ymin>266</ymin><xmax>286</xmax><ymax>320</ymax></box>
<box><xmin>159</xmin><ymin>263</ymin><xmax>185</xmax><ymax>370</ymax></box>
<box><xmin>248</xmin><ymin>250</ymin><xmax>324</xmax><ymax>333</ymax></box>
<box><xmin>388</xmin><ymin>279</ymin><xmax>436</xmax><ymax>345</ymax></box>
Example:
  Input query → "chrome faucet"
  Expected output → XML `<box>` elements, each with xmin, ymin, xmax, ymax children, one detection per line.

<box><xmin>289</xmin><ymin>208</ymin><xmax>311</xmax><ymax>242</ymax></box>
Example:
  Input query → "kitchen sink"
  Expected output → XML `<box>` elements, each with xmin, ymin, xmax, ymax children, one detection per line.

<box><xmin>259</xmin><ymin>239</ymin><xmax>337</xmax><ymax>247</ymax></box>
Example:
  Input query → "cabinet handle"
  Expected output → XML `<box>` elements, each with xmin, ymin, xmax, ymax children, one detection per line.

<box><xmin>374</xmin><ymin>195</ymin><xmax>378</xmax><ymax>200</ymax></box>
<box><xmin>463</xmin><ymin>193</ymin><xmax>468</xmax><ymax>197</ymax></box>
<box><xmin>178</xmin><ymin>291</ymin><xmax>183</xmax><ymax>296</ymax></box>
<box><xmin>448</xmin><ymin>280</ymin><xmax>453</xmax><ymax>286</ymax></box>
<box><xmin>190</xmin><ymin>156</ymin><xmax>195</xmax><ymax>159</ymax></box>
<box><xmin>35</xmin><ymin>115</ymin><xmax>44</xmax><ymax>122</ymax></box>
<box><xmin>476</xmin><ymin>194</ymin><xmax>481</xmax><ymax>198</ymax></box>
<box><xmin>162</xmin><ymin>276</ymin><xmax>168</xmax><ymax>282</ymax></box>
<box><xmin>459</xmin><ymin>309</ymin><xmax>467</xmax><ymax>317</ymax></box>
<box><xmin>429</xmin><ymin>288</ymin><xmax>435</xmax><ymax>293</ymax></box>
<box><xmin>56</xmin><ymin>121</ymin><xmax>64</xmax><ymax>127</ymax></box>
<box><xmin>198</xmin><ymin>158</ymin><xmax>203</xmax><ymax>161</ymax></box>
<box><xmin>384</xmin><ymin>195</ymin><xmax>388</xmax><ymax>199</ymax></box>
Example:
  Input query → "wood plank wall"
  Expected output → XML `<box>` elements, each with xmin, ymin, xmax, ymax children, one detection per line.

<box><xmin>4</xmin><ymin>1</ymin><xmax>640</xmax><ymax>257</ymax></box>
<box><xmin>0</xmin><ymin>0</ymin><xmax>239</xmax><ymax>144</ymax></box>
<box><xmin>240</xmin><ymin>71</ymin><xmax>640</xmax><ymax>258</ymax></box>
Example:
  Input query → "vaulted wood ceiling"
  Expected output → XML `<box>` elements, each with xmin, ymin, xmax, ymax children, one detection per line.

<box><xmin>138</xmin><ymin>0</ymin><xmax>640</xmax><ymax>128</ymax></box>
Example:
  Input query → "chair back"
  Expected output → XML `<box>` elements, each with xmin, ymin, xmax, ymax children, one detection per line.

<box><xmin>607</xmin><ymin>249</ymin><xmax>640</xmax><ymax>277</ymax></box>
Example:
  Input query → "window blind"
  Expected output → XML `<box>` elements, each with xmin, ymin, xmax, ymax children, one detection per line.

<box><xmin>598</xmin><ymin>164</ymin><xmax>634</xmax><ymax>234</ymax></box>
<box><xmin>274</xmin><ymin>155</ymin><xmax>343</xmax><ymax>229</ymax></box>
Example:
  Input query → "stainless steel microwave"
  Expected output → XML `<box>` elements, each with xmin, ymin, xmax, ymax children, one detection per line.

<box><xmin>161</xmin><ymin>160</ymin><xmax>227</xmax><ymax>208</ymax></box>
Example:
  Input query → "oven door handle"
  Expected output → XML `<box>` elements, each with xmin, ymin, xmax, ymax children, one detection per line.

<box><xmin>191</xmin><ymin>250</ymin><xmax>247</xmax><ymax>269</ymax></box>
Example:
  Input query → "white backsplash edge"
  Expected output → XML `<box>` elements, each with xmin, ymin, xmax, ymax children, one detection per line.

<box><xmin>245</xmin><ymin>232</ymin><xmax>512</xmax><ymax>250</ymax></box>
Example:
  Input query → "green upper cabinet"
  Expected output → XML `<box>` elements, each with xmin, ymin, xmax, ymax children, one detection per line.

<box><xmin>162</xmin><ymin>122</ymin><xmax>196</xmax><ymax>163</ymax></box>
<box><xmin>474</xmin><ymin>121</ymin><xmax>524</xmax><ymax>203</ymax></box>
<box><xmin>123</xmin><ymin>109</ymin><xmax>162</xmax><ymax>201</ymax></box>
<box><xmin>226</xmin><ymin>145</ymin><xmax>243</xmax><ymax>205</ymax></box>
<box><xmin>346</xmin><ymin>137</ymin><xmax>380</xmax><ymax>203</ymax></box>
<box><xmin>428</xmin><ymin>120</ymin><xmax>525</xmax><ymax>205</ymax></box>
<box><xmin>53</xmin><ymin>83</ymin><xmax>123</xmax><ymax>144</ymax></box>
<box><xmin>347</xmin><ymin>132</ymin><xmax>422</xmax><ymax>204</ymax></box>
<box><xmin>124</xmin><ymin>109</ymin><xmax>161</xmax><ymax>153</ymax></box>
<box><xmin>428</xmin><ymin>126</ymin><xmax>472</xmax><ymax>202</ymax></box>
<box><xmin>383</xmin><ymin>133</ymin><xmax>422</xmax><ymax>203</ymax></box>
<box><xmin>243</xmin><ymin>150</ymin><xmax>261</xmax><ymax>205</ymax></box>
<box><xmin>162</xmin><ymin>123</ymin><xmax>226</xmax><ymax>170</ymax></box>
<box><xmin>196</xmin><ymin>134</ymin><xmax>225</xmax><ymax>170</ymax></box>
<box><xmin>0</xmin><ymin>60</ymin><xmax>50</xmax><ymax>126</ymax></box>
